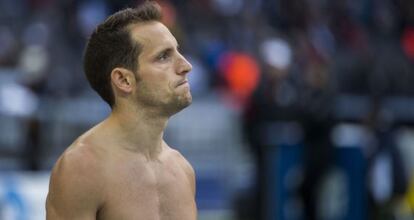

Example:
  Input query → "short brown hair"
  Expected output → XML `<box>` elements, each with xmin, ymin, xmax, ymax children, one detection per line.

<box><xmin>83</xmin><ymin>1</ymin><xmax>162</xmax><ymax>107</ymax></box>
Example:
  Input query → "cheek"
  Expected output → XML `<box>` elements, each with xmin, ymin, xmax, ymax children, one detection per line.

<box><xmin>138</xmin><ymin>62</ymin><xmax>175</xmax><ymax>92</ymax></box>
<box><xmin>137</xmin><ymin>76</ymin><xmax>170</xmax><ymax>97</ymax></box>
<box><xmin>140</xmin><ymin>63</ymin><xmax>170</xmax><ymax>80</ymax></box>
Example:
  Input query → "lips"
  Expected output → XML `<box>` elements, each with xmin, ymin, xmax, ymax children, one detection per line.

<box><xmin>176</xmin><ymin>79</ymin><xmax>188</xmax><ymax>87</ymax></box>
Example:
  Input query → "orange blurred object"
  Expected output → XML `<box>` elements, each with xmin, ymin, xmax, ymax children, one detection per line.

<box><xmin>219</xmin><ymin>52</ymin><xmax>260</xmax><ymax>105</ymax></box>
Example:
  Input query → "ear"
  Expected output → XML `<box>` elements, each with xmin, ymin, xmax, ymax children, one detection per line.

<box><xmin>110</xmin><ymin>68</ymin><xmax>136</xmax><ymax>93</ymax></box>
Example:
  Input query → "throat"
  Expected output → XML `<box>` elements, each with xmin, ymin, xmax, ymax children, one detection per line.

<box><xmin>101</xmin><ymin>113</ymin><xmax>167</xmax><ymax>159</ymax></box>
<box><xmin>122</xmin><ymin>139</ymin><xmax>165</xmax><ymax>161</ymax></box>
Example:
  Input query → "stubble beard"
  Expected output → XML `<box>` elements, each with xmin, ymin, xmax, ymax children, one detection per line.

<box><xmin>168</xmin><ymin>90</ymin><xmax>192</xmax><ymax>115</ymax></box>
<box><xmin>136</xmin><ymin>85</ymin><xmax>192</xmax><ymax>116</ymax></box>
<box><xmin>163</xmin><ymin>80</ymin><xmax>193</xmax><ymax>115</ymax></box>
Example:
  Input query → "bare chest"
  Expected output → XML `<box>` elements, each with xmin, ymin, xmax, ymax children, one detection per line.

<box><xmin>98</xmin><ymin>160</ymin><xmax>196</xmax><ymax>220</ymax></box>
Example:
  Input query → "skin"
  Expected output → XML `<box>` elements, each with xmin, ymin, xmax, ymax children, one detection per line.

<box><xmin>46</xmin><ymin>21</ymin><xmax>196</xmax><ymax>220</ymax></box>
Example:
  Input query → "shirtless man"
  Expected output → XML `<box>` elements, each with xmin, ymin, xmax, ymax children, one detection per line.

<box><xmin>46</xmin><ymin>1</ymin><xmax>196</xmax><ymax>219</ymax></box>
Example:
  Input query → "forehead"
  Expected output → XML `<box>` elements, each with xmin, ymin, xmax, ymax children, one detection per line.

<box><xmin>129</xmin><ymin>21</ymin><xmax>177</xmax><ymax>54</ymax></box>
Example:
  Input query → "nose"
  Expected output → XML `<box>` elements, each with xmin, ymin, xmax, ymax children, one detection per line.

<box><xmin>177</xmin><ymin>54</ymin><xmax>192</xmax><ymax>75</ymax></box>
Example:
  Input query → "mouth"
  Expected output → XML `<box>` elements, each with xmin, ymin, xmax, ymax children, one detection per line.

<box><xmin>176</xmin><ymin>79</ymin><xmax>189</xmax><ymax>87</ymax></box>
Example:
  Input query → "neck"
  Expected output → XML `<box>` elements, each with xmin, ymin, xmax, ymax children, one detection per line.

<box><xmin>103</xmin><ymin>104</ymin><xmax>169</xmax><ymax>159</ymax></box>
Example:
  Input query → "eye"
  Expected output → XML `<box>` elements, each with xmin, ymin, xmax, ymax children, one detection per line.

<box><xmin>158</xmin><ymin>52</ymin><xmax>168</xmax><ymax>61</ymax></box>
<box><xmin>156</xmin><ymin>49</ymin><xmax>172</xmax><ymax>62</ymax></box>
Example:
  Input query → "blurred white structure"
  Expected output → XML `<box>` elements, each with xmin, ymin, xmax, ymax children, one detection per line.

<box><xmin>0</xmin><ymin>172</ymin><xmax>49</xmax><ymax>220</ymax></box>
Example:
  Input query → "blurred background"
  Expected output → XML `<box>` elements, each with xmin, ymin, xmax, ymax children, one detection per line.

<box><xmin>0</xmin><ymin>0</ymin><xmax>414</xmax><ymax>219</ymax></box>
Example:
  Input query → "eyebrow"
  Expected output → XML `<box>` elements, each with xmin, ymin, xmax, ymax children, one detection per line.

<box><xmin>154</xmin><ymin>44</ymin><xmax>180</xmax><ymax>57</ymax></box>
<box><xmin>156</xmin><ymin>47</ymin><xmax>173</xmax><ymax>56</ymax></box>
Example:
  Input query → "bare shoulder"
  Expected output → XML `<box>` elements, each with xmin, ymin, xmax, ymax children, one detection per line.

<box><xmin>168</xmin><ymin>148</ymin><xmax>194</xmax><ymax>175</ymax></box>
<box><xmin>165</xmin><ymin>146</ymin><xmax>196</xmax><ymax>194</ymax></box>
<box><xmin>49</xmin><ymin>140</ymin><xmax>105</xmax><ymax>190</ymax></box>
<box><xmin>46</xmin><ymin>139</ymin><xmax>106</xmax><ymax>218</ymax></box>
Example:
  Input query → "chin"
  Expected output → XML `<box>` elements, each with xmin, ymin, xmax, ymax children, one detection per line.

<box><xmin>169</xmin><ymin>93</ymin><xmax>192</xmax><ymax>114</ymax></box>
<box><xmin>178</xmin><ymin>94</ymin><xmax>192</xmax><ymax>108</ymax></box>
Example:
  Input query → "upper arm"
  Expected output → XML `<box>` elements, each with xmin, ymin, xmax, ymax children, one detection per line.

<box><xmin>46</xmin><ymin>149</ymin><xmax>104</xmax><ymax>220</ymax></box>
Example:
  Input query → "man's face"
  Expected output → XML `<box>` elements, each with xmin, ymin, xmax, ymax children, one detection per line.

<box><xmin>130</xmin><ymin>21</ymin><xmax>192</xmax><ymax>114</ymax></box>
